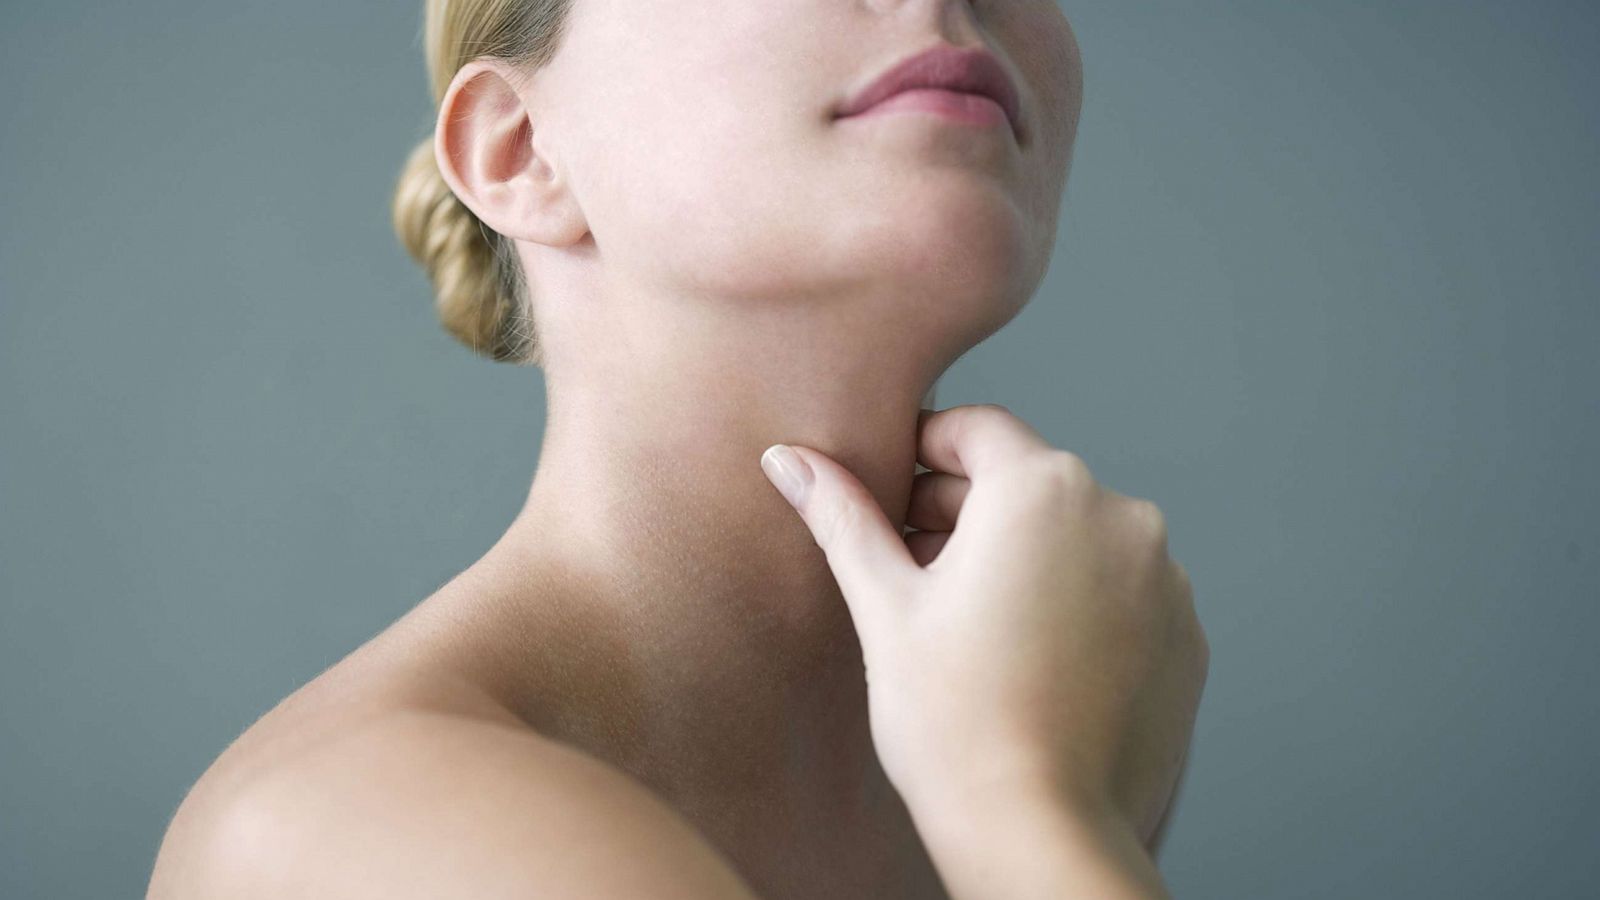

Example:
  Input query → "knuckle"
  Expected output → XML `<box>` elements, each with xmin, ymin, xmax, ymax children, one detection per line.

<box><xmin>1127</xmin><ymin>498</ymin><xmax>1169</xmax><ymax>549</ymax></box>
<box><xmin>1169</xmin><ymin>561</ymin><xmax>1208</xmax><ymax>675</ymax></box>
<box><xmin>1171</xmin><ymin>559</ymin><xmax>1192</xmax><ymax>594</ymax></box>
<box><xmin>1004</xmin><ymin>450</ymin><xmax>1097</xmax><ymax>512</ymax></box>
<box><xmin>1036</xmin><ymin>449</ymin><xmax>1096</xmax><ymax>491</ymax></box>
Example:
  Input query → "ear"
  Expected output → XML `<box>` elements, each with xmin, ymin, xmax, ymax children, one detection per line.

<box><xmin>433</xmin><ymin>59</ymin><xmax>586</xmax><ymax>247</ymax></box>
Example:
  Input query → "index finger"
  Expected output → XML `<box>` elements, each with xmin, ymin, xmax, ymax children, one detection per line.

<box><xmin>915</xmin><ymin>404</ymin><xmax>1055</xmax><ymax>480</ymax></box>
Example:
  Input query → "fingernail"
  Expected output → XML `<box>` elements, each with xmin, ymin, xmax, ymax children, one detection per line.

<box><xmin>761</xmin><ymin>444</ymin><xmax>813</xmax><ymax>507</ymax></box>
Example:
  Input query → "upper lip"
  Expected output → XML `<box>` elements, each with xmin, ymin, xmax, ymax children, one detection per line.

<box><xmin>834</xmin><ymin>43</ymin><xmax>1023</xmax><ymax>140</ymax></box>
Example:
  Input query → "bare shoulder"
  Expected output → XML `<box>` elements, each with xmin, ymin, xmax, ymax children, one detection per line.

<box><xmin>147</xmin><ymin>707</ymin><xmax>760</xmax><ymax>900</ymax></box>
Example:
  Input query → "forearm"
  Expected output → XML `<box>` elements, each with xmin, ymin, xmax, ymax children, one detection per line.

<box><xmin>904</xmin><ymin>781</ymin><xmax>1170</xmax><ymax>900</ymax></box>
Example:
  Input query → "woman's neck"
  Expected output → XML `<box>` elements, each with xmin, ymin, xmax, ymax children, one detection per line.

<box><xmin>459</xmin><ymin>303</ymin><xmax>945</xmax><ymax>819</ymax></box>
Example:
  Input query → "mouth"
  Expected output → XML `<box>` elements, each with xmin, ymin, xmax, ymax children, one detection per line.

<box><xmin>833</xmin><ymin>43</ymin><xmax>1023</xmax><ymax>142</ymax></box>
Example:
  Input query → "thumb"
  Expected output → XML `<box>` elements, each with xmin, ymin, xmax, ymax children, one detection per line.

<box><xmin>760</xmin><ymin>443</ymin><xmax>922</xmax><ymax>618</ymax></box>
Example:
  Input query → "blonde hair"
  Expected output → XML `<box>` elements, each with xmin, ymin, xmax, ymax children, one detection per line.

<box><xmin>391</xmin><ymin>0</ymin><xmax>574</xmax><ymax>365</ymax></box>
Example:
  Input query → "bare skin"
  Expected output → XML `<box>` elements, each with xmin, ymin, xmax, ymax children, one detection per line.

<box><xmin>149</xmin><ymin>546</ymin><xmax>943</xmax><ymax>898</ymax></box>
<box><xmin>149</xmin><ymin>400</ymin><xmax>1200</xmax><ymax>900</ymax></box>
<box><xmin>151</xmin><ymin>1</ymin><xmax>1092</xmax><ymax>896</ymax></box>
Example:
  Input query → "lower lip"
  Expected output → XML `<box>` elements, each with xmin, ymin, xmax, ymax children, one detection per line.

<box><xmin>840</xmin><ymin>88</ymin><xmax>1011</xmax><ymax>130</ymax></box>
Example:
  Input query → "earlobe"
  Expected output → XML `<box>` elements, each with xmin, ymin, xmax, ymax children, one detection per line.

<box><xmin>433</xmin><ymin>60</ymin><xmax>584</xmax><ymax>247</ymax></box>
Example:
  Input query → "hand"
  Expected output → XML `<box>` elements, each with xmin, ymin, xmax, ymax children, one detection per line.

<box><xmin>759</xmin><ymin>404</ymin><xmax>1209</xmax><ymax>844</ymax></box>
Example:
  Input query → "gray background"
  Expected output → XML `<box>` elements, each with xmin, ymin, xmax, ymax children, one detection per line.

<box><xmin>2</xmin><ymin>1</ymin><xmax>1595</xmax><ymax>897</ymax></box>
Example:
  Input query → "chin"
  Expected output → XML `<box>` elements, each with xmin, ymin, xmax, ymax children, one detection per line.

<box><xmin>852</xmin><ymin>184</ymin><xmax>1034</xmax><ymax>303</ymax></box>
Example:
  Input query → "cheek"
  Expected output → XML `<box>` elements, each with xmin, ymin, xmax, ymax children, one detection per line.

<box><xmin>590</xmin><ymin>87</ymin><xmax>842</xmax><ymax>298</ymax></box>
<box><xmin>566</xmin><ymin>6</ymin><xmax>840</xmax><ymax>298</ymax></box>
<box><xmin>569</xmin><ymin>68</ymin><xmax>1046</xmax><ymax>331</ymax></box>
<box><xmin>592</xmin><ymin>109</ymin><xmax>1041</xmax><ymax>346</ymax></box>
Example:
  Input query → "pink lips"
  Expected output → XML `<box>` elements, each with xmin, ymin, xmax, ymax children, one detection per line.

<box><xmin>835</xmin><ymin>43</ymin><xmax>1022</xmax><ymax>140</ymax></box>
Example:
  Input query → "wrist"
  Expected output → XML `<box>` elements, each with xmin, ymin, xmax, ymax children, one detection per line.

<box><xmin>901</xmin><ymin>773</ymin><xmax>1167</xmax><ymax>900</ymax></box>
<box><xmin>896</xmin><ymin>752</ymin><xmax>1106</xmax><ymax>829</ymax></box>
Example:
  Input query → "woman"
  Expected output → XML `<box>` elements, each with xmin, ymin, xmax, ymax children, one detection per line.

<box><xmin>149</xmin><ymin>1</ymin><xmax>1207</xmax><ymax>897</ymax></box>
